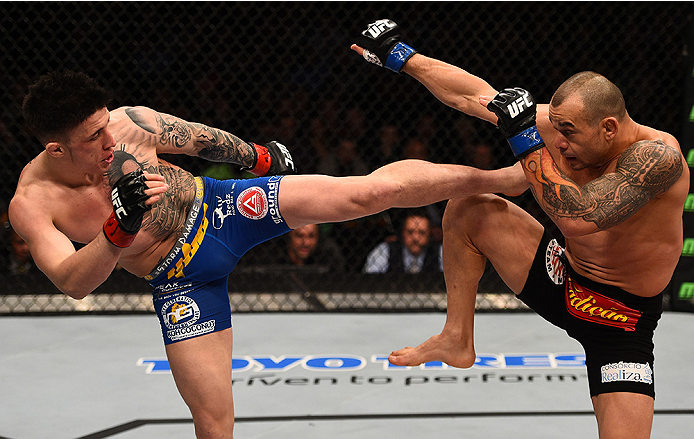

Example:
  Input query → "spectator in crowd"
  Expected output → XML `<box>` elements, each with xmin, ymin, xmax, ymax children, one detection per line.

<box><xmin>453</xmin><ymin>114</ymin><xmax>479</xmax><ymax>155</ymax></box>
<box><xmin>7</xmin><ymin>225</ymin><xmax>35</xmax><ymax>275</ymax></box>
<box><xmin>469</xmin><ymin>141</ymin><xmax>495</xmax><ymax>170</ymax></box>
<box><xmin>402</xmin><ymin>136</ymin><xmax>430</xmax><ymax>161</ymax></box>
<box><xmin>413</xmin><ymin>113</ymin><xmax>440</xmax><ymax>153</ymax></box>
<box><xmin>343</xmin><ymin>105</ymin><xmax>367</xmax><ymax>145</ymax></box>
<box><xmin>241</xmin><ymin>224</ymin><xmax>345</xmax><ymax>272</ymax></box>
<box><xmin>400</xmin><ymin>137</ymin><xmax>445</xmax><ymax>240</ymax></box>
<box><xmin>368</xmin><ymin>123</ymin><xmax>401</xmax><ymax>170</ymax></box>
<box><xmin>318</xmin><ymin>135</ymin><xmax>385</xmax><ymax>271</ymax></box>
<box><xmin>317</xmin><ymin>137</ymin><xmax>370</xmax><ymax>177</ymax></box>
<box><xmin>363</xmin><ymin>208</ymin><xmax>442</xmax><ymax>273</ymax></box>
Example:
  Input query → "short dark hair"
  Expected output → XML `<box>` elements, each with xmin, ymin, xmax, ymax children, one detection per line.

<box><xmin>399</xmin><ymin>208</ymin><xmax>430</xmax><ymax>232</ymax></box>
<box><xmin>551</xmin><ymin>71</ymin><xmax>626</xmax><ymax>126</ymax></box>
<box><xmin>22</xmin><ymin>70</ymin><xmax>112</xmax><ymax>144</ymax></box>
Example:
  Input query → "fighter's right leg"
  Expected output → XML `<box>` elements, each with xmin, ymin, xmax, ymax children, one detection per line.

<box><xmin>166</xmin><ymin>328</ymin><xmax>235</xmax><ymax>439</ymax></box>
<box><xmin>389</xmin><ymin>194</ymin><xmax>544</xmax><ymax>367</ymax></box>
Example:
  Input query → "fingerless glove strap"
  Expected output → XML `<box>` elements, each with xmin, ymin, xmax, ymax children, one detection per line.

<box><xmin>384</xmin><ymin>42</ymin><xmax>417</xmax><ymax>73</ymax></box>
<box><xmin>248</xmin><ymin>143</ymin><xmax>271</xmax><ymax>177</ymax></box>
<box><xmin>508</xmin><ymin>126</ymin><xmax>545</xmax><ymax>158</ymax></box>
<box><xmin>103</xmin><ymin>212</ymin><xmax>137</xmax><ymax>248</ymax></box>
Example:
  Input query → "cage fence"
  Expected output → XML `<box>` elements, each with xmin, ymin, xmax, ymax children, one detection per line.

<box><xmin>1</xmin><ymin>2</ymin><xmax>692</xmax><ymax>314</ymax></box>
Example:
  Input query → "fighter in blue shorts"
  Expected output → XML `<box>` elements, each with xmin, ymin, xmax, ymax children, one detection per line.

<box><xmin>15</xmin><ymin>68</ymin><xmax>531</xmax><ymax>439</ymax></box>
<box><xmin>146</xmin><ymin>176</ymin><xmax>290</xmax><ymax>345</ymax></box>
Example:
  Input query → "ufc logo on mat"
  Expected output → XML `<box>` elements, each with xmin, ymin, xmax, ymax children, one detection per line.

<box><xmin>366</xmin><ymin>19</ymin><xmax>396</xmax><ymax>38</ymax></box>
<box><xmin>508</xmin><ymin>93</ymin><xmax>534</xmax><ymax>118</ymax></box>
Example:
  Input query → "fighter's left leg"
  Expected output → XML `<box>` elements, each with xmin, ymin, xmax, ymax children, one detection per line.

<box><xmin>166</xmin><ymin>328</ymin><xmax>235</xmax><ymax>439</ymax></box>
<box><xmin>592</xmin><ymin>392</ymin><xmax>654</xmax><ymax>439</ymax></box>
<box><xmin>388</xmin><ymin>194</ymin><xmax>544</xmax><ymax>367</ymax></box>
<box><xmin>277</xmin><ymin>160</ymin><xmax>527</xmax><ymax>229</ymax></box>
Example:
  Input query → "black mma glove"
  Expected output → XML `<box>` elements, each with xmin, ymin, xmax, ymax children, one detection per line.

<box><xmin>486</xmin><ymin>88</ymin><xmax>546</xmax><ymax>159</ymax></box>
<box><xmin>247</xmin><ymin>141</ymin><xmax>297</xmax><ymax>176</ymax></box>
<box><xmin>103</xmin><ymin>169</ymin><xmax>152</xmax><ymax>248</ymax></box>
<box><xmin>356</xmin><ymin>19</ymin><xmax>417</xmax><ymax>73</ymax></box>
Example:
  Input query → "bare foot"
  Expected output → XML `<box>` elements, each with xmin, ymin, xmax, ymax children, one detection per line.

<box><xmin>388</xmin><ymin>332</ymin><xmax>476</xmax><ymax>368</ymax></box>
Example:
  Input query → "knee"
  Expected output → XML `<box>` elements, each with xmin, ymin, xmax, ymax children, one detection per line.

<box><xmin>193</xmin><ymin>411</ymin><xmax>234</xmax><ymax>439</ymax></box>
<box><xmin>349</xmin><ymin>177</ymin><xmax>403</xmax><ymax>216</ymax></box>
<box><xmin>442</xmin><ymin>194</ymin><xmax>509</xmax><ymax>235</ymax></box>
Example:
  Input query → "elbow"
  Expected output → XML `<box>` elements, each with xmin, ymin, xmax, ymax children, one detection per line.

<box><xmin>55</xmin><ymin>280</ymin><xmax>94</xmax><ymax>300</ymax></box>
<box><xmin>60</xmin><ymin>286</ymin><xmax>92</xmax><ymax>301</ymax></box>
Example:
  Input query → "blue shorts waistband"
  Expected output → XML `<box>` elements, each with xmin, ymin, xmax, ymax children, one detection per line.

<box><xmin>144</xmin><ymin>177</ymin><xmax>205</xmax><ymax>281</ymax></box>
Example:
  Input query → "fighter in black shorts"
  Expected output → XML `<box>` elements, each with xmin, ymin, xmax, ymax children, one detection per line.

<box><xmin>519</xmin><ymin>232</ymin><xmax>662</xmax><ymax>398</ymax></box>
<box><xmin>353</xmin><ymin>20</ymin><xmax>689</xmax><ymax>437</ymax></box>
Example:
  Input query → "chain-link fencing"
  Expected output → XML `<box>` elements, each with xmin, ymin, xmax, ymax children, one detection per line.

<box><xmin>1</xmin><ymin>2</ymin><xmax>692</xmax><ymax>313</ymax></box>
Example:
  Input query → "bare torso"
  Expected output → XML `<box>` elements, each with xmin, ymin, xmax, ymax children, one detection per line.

<box><xmin>13</xmin><ymin>107</ymin><xmax>197</xmax><ymax>277</ymax></box>
<box><xmin>537</xmin><ymin>114</ymin><xmax>688</xmax><ymax>297</ymax></box>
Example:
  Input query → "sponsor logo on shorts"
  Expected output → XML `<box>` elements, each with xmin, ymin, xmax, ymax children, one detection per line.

<box><xmin>600</xmin><ymin>361</ymin><xmax>652</xmax><ymax>385</ymax></box>
<box><xmin>145</xmin><ymin>177</ymin><xmax>206</xmax><ymax>281</ymax></box>
<box><xmin>162</xmin><ymin>295</ymin><xmax>200</xmax><ymax>329</ymax></box>
<box><xmin>213</xmin><ymin>186</ymin><xmax>236</xmax><ymax>230</ymax></box>
<box><xmin>153</xmin><ymin>281</ymin><xmax>193</xmax><ymax>296</ymax></box>
<box><xmin>160</xmin><ymin>295</ymin><xmax>215</xmax><ymax>342</ymax></box>
<box><xmin>237</xmin><ymin>186</ymin><xmax>268</xmax><ymax>220</ymax></box>
<box><xmin>167</xmin><ymin>320</ymin><xmax>216</xmax><ymax>342</ymax></box>
<box><xmin>545</xmin><ymin>238</ymin><xmax>566</xmax><ymax>285</ymax></box>
<box><xmin>267</xmin><ymin>176</ymin><xmax>283</xmax><ymax>225</ymax></box>
<box><xmin>565</xmin><ymin>276</ymin><xmax>642</xmax><ymax>331</ymax></box>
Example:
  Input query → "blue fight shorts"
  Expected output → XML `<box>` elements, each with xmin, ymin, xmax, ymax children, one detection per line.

<box><xmin>145</xmin><ymin>176</ymin><xmax>290</xmax><ymax>345</ymax></box>
<box><xmin>517</xmin><ymin>231</ymin><xmax>663</xmax><ymax>398</ymax></box>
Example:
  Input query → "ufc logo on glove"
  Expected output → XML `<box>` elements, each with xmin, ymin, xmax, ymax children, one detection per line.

<box><xmin>366</xmin><ymin>19</ymin><xmax>397</xmax><ymax>38</ymax></box>
<box><xmin>111</xmin><ymin>187</ymin><xmax>128</xmax><ymax>220</ymax></box>
<box><xmin>507</xmin><ymin>93</ymin><xmax>534</xmax><ymax>118</ymax></box>
<box><xmin>276</xmin><ymin>142</ymin><xmax>295</xmax><ymax>169</ymax></box>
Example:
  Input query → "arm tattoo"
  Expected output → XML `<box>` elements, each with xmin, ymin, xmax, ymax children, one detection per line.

<box><xmin>157</xmin><ymin>114</ymin><xmax>191</xmax><ymax>148</ymax></box>
<box><xmin>105</xmin><ymin>149</ymin><xmax>196</xmax><ymax>241</ymax></box>
<box><xmin>142</xmin><ymin>162</ymin><xmax>196</xmax><ymax>240</ymax></box>
<box><xmin>524</xmin><ymin>140</ymin><xmax>683</xmax><ymax>229</ymax></box>
<box><xmin>155</xmin><ymin>113</ymin><xmax>256</xmax><ymax>167</ymax></box>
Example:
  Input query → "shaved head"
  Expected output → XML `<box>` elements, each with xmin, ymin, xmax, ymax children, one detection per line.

<box><xmin>551</xmin><ymin>71</ymin><xmax>626</xmax><ymax>126</ymax></box>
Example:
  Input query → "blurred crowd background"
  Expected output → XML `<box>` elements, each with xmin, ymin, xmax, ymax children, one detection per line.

<box><xmin>1</xmin><ymin>2</ymin><xmax>692</xmax><ymax>311</ymax></box>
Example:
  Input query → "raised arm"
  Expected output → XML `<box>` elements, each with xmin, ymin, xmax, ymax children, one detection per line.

<box><xmin>117</xmin><ymin>106</ymin><xmax>295</xmax><ymax>176</ymax></box>
<box><xmin>402</xmin><ymin>55</ymin><xmax>499</xmax><ymax>123</ymax></box>
<box><xmin>351</xmin><ymin>19</ymin><xmax>499</xmax><ymax>124</ymax></box>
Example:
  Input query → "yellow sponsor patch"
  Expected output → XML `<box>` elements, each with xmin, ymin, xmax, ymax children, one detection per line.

<box><xmin>167</xmin><ymin>203</ymin><xmax>209</xmax><ymax>279</ymax></box>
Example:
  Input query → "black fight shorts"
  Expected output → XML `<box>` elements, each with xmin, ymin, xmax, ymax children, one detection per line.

<box><xmin>517</xmin><ymin>231</ymin><xmax>663</xmax><ymax>398</ymax></box>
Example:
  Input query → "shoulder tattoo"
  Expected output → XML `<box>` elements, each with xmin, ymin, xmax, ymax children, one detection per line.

<box><xmin>535</xmin><ymin>140</ymin><xmax>683</xmax><ymax>229</ymax></box>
